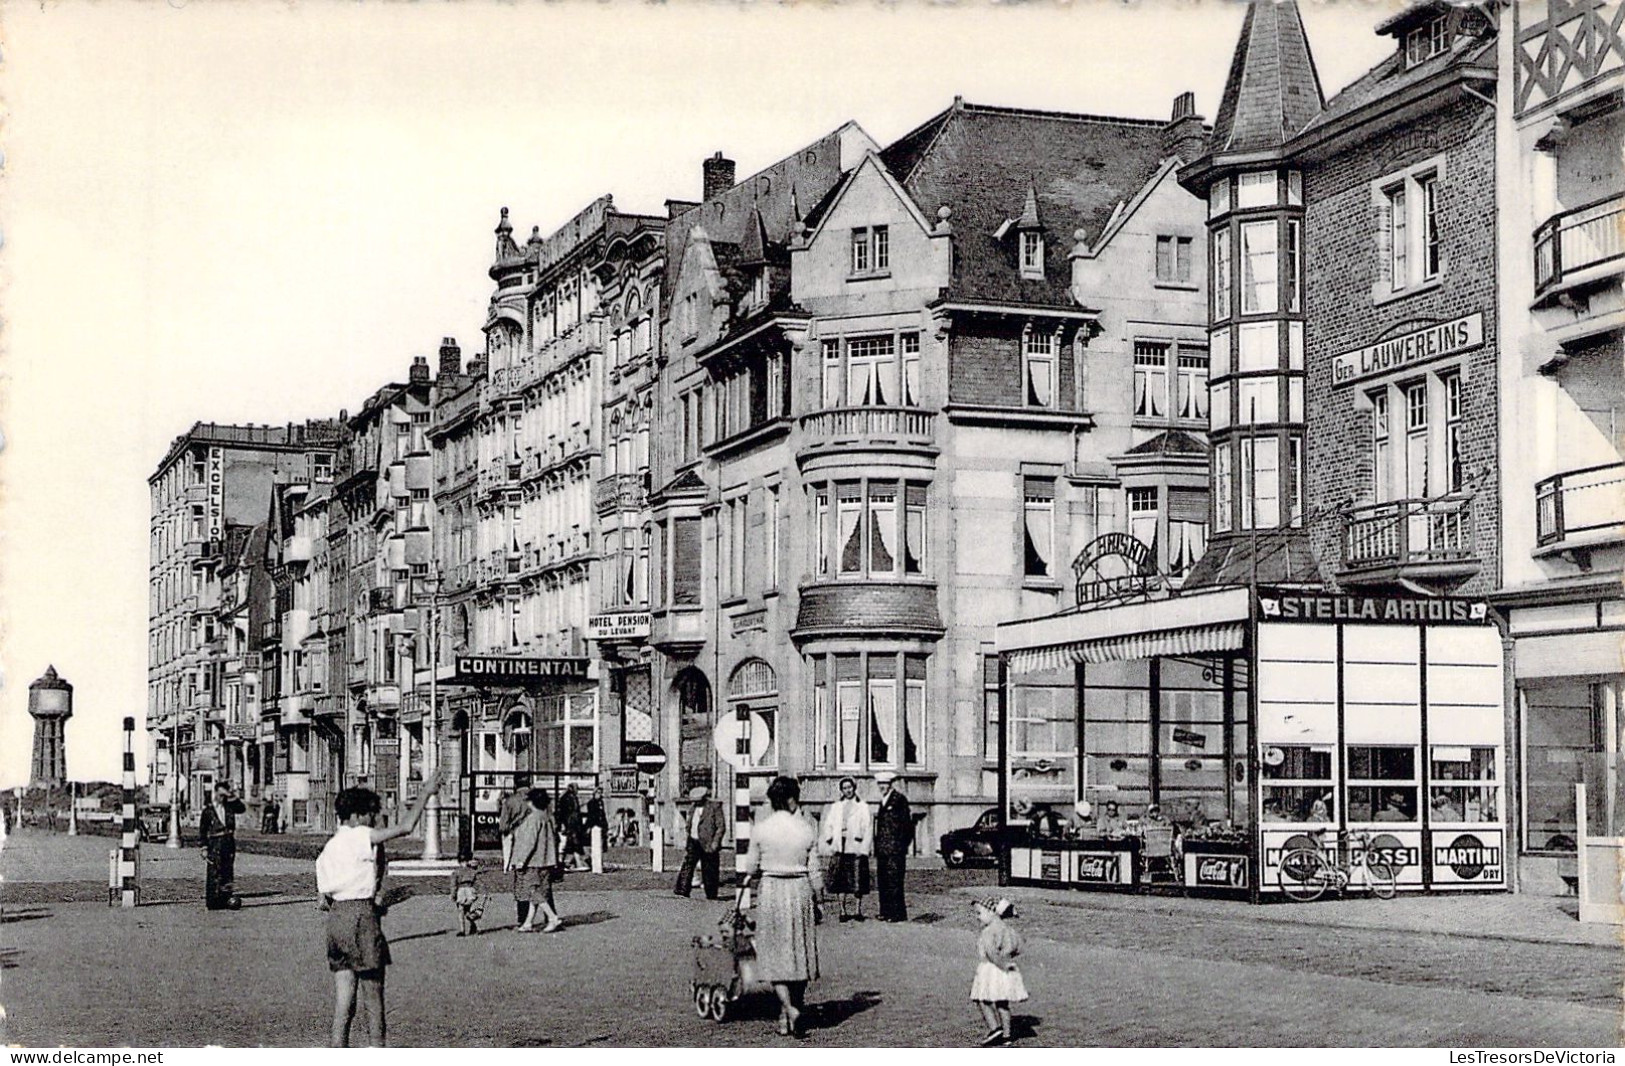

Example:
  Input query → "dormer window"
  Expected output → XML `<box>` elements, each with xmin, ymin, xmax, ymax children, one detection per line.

<box><xmin>751</xmin><ymin>269</ymin><xmax>768</xmax><ymax>309</ymax></box>
<box><xmin>850</xmin><ymin>226</ymin><xmax>889</xmax><ymax>277</ymax></box>
<box><xmin>1405</xmin><ymin>15</ymin><xmax>1449</xmax><ymax>67</ymax></box>
<box><xmin>1020</xmin><ymin>230</ymin><xmax>1045</xmax><ymax>278</ymax></box>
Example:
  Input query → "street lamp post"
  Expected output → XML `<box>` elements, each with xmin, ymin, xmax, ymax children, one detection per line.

<box><xmin>418</xmin><ymin>569</ymin><xmax>442</xmax><ymax>862</ymax></box>
<box><xmin>167</xmin><ymin>717</ymin><xmax>182</xmax><ymax>849</ymax></box>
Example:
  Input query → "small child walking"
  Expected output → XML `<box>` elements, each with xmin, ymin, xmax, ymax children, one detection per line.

<box><xmin>451</xmin><ymin>860</ymin><xmax>484</xmax><ymax>937</ymax></box>
<box><xmin>969</xmin><ymin>896</ymin><xmax>1028</xmax><ymax>1047</ymax></box>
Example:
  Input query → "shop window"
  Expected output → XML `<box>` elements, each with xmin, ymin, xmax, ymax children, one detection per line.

<box><xmin>1012</xmin><ymin>685</ymin><xmax>1076</xmax><ymax>756</ymax></box>
<box><xmin>1347</xmin><ymin>745</ymin><xmax>1418</xmax><ymax>822</ymax></box>
<box><xmin>1023</xmin><ymin>477</ymin><xmax>1056</xmax><ymax>580</ymax></box>
<box><xmin>1430</xmin><ymin>745</ymin><xmax>1499</xmax><ymax>824</ymax></box>
<box><xmin>812</xmin><ymin>651</ymin><xmax>927</xmax><ymax>771</ymax></box>
<box><xmin>1522</xmin><ymin>680</ymin><xmax>1616</xmax><ymax>852</ymax></box>
<box><xmin>1261</xmin><ymin>745</ymin><xmax>1335</xmax><ymax>822</ymax></box>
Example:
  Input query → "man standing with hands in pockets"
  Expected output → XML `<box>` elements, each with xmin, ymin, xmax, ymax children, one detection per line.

<box><xmin>873</xmin><ymin>771</ymin><xmax>913</xmax><ymax>922</ymax></box>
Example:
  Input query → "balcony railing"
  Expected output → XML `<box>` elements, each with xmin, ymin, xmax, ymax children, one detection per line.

<box><xmin>1343</xmin><ymin>496</ymin><xmax>1475</xmax><ymax>571</ymax></box>
<box><xmin>799</xmin><ymin>406</ymin><xmax>937</xmax><ymax>448</ymax></box>
<box><xmin>595</xmin><ymin>472</ymin><xmax>649</xmax><ymax>515</ymax></box>
<box><xmin>1536</xmin><ymin>460</ymin><xmax>1625</xmax><ymax>547</ymax></box>
<box><xmin>1534</xmin><ymin>192</ymin><xmax>1625</xmax><ymax>295</ymax></box>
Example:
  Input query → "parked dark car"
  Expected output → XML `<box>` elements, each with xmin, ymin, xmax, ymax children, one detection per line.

<box><xmin>939</xmin><ymin>807</ymin><xmax>1027</xmax><ymax>868</ymax></box>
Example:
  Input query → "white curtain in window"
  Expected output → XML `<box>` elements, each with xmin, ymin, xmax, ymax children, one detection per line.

<box><xmin>838</xmin><ymin>681</ymin><xmax>862</xmax><ymax>766</ymax></box>
<box><xmin>869</xmin><ymin>679</ymin><xmax>897</xmax><ymax>767</ymax></box>
<box><xmin>869</xmin><ymin>489</ymin><xmax>898</xmax><ymax>573</ymax></box>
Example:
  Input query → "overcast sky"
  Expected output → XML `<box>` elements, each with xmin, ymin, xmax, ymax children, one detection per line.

<box><xmin>0</xmin><ymin>0</ymin><xmax>1398</xmax><ymax>787</ymax></box>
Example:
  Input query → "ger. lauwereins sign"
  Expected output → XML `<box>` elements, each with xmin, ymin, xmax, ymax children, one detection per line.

<box><xmin>1331</xmin><ymin>313</ymin><xmax>1483</xmax><ymax>388</ymax></box>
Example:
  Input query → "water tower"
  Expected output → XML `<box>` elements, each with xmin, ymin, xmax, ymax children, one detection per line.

<box><xmin>28</xmin><ymin>665</ymin><xmax>73</xmax><ymax>788</ymax></box>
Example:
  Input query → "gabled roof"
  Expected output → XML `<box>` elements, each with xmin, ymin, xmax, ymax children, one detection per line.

<box><xmin>1210</xmin><ymin>0</ymin><xmax>1325</xmax><ymax>156</ymax></box>
<box><xmin>1088</xmin><ymin>157</ymin><xmax>1182</xmax><ymax>256</ymax></box>
<box><xmin>663</xmin><ymin>123</ymin><xmax>874</xmax><ymax>318</ymax></box>
<box><xmin>881</xmin><ymin>99</ymin><xmax>1169</xmax><ymax>307</ymax></box>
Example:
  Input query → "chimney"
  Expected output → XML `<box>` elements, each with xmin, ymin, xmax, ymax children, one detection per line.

<box><xmin>467</xmin><ymin>356</ymin><xmax>488</xmax><ymax>380</ymax></box>
<box><xmin>438</xmin><ymin>336</ymin><xmax>461</xmax><ymax>378</ymax></box>
<box><xmin>1163</xmin><ymin>91</ymin><xmax>1208</xmax><ymax>164</ymax></box>
<box><xmin>409</xmin><ymin>355</ymin><xmax>430</xmax><ymax>384</ymax></box>
<box><xmin>702</xmin><ymin>151</ymin><xmax>736</xmax><ymax>201</ymax></box>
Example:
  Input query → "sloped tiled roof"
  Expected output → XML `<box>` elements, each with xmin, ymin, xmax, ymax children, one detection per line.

<box><xmin>885</xmin><ymin>101</ymin><xmax>1168</xmax><ymax>307</ymax></box>
<box><xmin>1210</xmin><ymin>0</ymin><xmax>1325</xmax><ymax>156</ymax></box>
<box><xmin>1296</xmin><ymin>33</ymin><xmax>1495</xmax><ymax>137</ymax></box>
<box><xmin>1123</xmin><ymin>429</ymin><xmax>1209</xmax><ymax>457</ymax></box>
<box><xmin>663</xmin><ymin>124</ymin><xmax>864</xmax><ymax>317</ymax></box>
<box><xmin>1183</xmin><ymin>530</ymin><xmax>1327</xmax><ymax>588</ymax></box>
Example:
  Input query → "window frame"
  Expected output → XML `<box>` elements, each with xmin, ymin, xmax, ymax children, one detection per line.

<box><xmin>1375</xmin><ymin>158</ymin><xmax>1447</xmax><ymax>298</ymax></box>
<box><xmin>850</xmin><ymin>225</ymin><xmax>890</xmax><ymax>278</ymax></box>
<box><xmin>1023</xmin><ymin>325</ymin><xmax>1058</xmax><ymax>408</ymax></box>
<box><xmin>1020</xmin><ymin>229</ymin><xmax>1045</xmax><ymax>278</ymax></box>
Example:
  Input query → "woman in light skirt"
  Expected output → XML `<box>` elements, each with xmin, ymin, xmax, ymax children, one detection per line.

<box><xmin>743</xmin><ymin>775</ymin><xmax>822</xmax><ymax>1037</ymax></box>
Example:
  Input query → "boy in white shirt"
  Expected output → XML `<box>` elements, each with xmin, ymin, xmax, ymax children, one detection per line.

<box><xmin>316</xmin><ymin>770</ymin><xmax>443</xmax><ymax>1048</ymax></box>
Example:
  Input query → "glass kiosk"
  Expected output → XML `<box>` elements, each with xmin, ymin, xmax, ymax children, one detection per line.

<box><xmin>995</xmin><ymin>585</ymin><xmax>1506</xmax><ymax>900</ymax></box>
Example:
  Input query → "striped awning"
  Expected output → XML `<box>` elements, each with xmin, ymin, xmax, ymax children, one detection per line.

<box><xmin>996</xmin><ymin>586</ymin><xmax>1252</xmax><ymax>675</ymax></box>
<box><xmin>1006</xmin><ymin>622</ymin><xmax>1246</xmax><ymax>674</ymax></box>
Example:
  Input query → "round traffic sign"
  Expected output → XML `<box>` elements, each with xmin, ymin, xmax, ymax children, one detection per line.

<box><xmin>713</xmin><ymin>711</ymin><xmax>772</xmax><ymax>769</ymax></box>
<box><xmin>634</xmin><ymin>742</ymin><xmax>668</xmax><ymax>774</ymax></box>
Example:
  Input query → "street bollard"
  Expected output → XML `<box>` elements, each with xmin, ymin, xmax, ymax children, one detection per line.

<box><xmin>590</xmin><ymin>825</ymin><xmax>603</xmax><ymax>874</ymax></box>
<box><xmin>117</xmin><ymin>717</ymin><xmax>140</xmax><ymax>908</ymax></box>
<box><xmin>651</xmin><ymin>824</ymin><xmax>664</xmax><ymax>873</ymax></box>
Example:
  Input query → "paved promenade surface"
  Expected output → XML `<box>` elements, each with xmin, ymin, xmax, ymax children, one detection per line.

<box><xmin>2</xmin><ymin>830</ymin><xmax>1620</xmax><ymax>1047</ymax></box>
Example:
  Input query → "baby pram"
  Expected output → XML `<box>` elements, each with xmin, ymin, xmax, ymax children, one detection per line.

<box><xmin>691</xmin><ymin>897</ymin><xmax>773</xmax><ymax>1022</ymax></box>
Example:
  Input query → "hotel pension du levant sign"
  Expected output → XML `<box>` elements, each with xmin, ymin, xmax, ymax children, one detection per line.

<box><xmin>1331</xmin><ymin>313</ymin><xmax>1483</xmax><ymax>388</ymax></box>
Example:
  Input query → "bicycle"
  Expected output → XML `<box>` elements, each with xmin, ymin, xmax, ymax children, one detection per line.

<box><xmin>1278</xmin><ymin>828</ymin><xmax>1397</xmax><ymax>902</ymax></box>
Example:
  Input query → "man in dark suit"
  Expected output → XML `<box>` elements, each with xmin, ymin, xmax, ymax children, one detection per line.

<box><xmin>197</xmin><ymin>783</ymin><xmax>246</xmax><ymax>910</ymax></box>
<box><xmin>673</xmin><ymin>785</ymin><xmax>726</xmax><ymax>900</ymax></box>
<box><xmin>873</xmin><ymin>771</ymin><xmax>914</xmax><ymax>922</ymax></box>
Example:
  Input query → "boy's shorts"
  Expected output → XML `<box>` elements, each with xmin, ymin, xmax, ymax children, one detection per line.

<box><xmin>327</xmin><ymin>899</ymin><xmax>391</xmax><ymax>974</ymax></box>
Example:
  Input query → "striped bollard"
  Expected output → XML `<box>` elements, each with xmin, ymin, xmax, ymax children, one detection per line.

<box><xmin>118</xmin><ymin>717</ymin><xmax>140</xmax><ymax>908</ymax></box>
<box><xmin>733</xmin><ymin>703</ymin><xmax>752</xmax><ymax>908</ymax></box>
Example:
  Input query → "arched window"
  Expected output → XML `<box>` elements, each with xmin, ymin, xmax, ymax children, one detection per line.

<box><xmin>727</xmin><ymin>659</ymin><xmax>779</xmax><ymax>769</ymax></box>
<box><xmin>606</xmin><ymin>411</ymin><xmax>623</xmax><ymax>475</ymax></box>
<box><xmin>502</xmin><ymin>708</ymin><xmax>532</xmax><ymax>755</ymax></box>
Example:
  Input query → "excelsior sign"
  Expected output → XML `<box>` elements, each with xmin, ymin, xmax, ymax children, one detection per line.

<box><xmin>1331</xmin><ymin>313</ymin><xmax>1483</xmax><ymax>388</ymax></box>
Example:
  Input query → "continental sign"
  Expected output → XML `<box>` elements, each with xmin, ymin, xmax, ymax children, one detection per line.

<box><xmin>1331</xmin><ymin>313</ymin><xmax>1483</xmax><ymax>388</ymax></box>
<box><xmin>451</xmin><ymin>656</ymin><xmax>590</xmax><ymax>685</ymax></box>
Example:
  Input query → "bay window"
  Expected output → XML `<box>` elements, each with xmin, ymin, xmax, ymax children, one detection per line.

<box><xmin>811</xmin><ymin>651</ymin><xmax>928</xmax><ymax>771</ymax></box>
<box><xmin>1240</xmin><ymin>220</ymin><xmax>1279</xmax><ymax>314</ymax></box>
<box><xmin>812</xmin><ymin>478</ymin><xmax>930</xmax><ymax>580</ymax></box>
<box><xmin>819</xmin><ymin>331</ymin><xmax>921</xmax><ymax>408</ymax></box>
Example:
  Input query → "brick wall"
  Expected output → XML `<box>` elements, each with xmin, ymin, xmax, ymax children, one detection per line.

<box><xmin>1301</xmin><ymin>96</ymin><xmax>1501</xmax><ymax>595</ymax></box>
<box><xmin>949</xmin><ymin>319</ymin><xmax>1077</xmax><ymax>410</ymax></box>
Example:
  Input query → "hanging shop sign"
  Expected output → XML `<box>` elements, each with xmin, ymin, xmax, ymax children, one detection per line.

<box><xmin>1331</xmin><ymin>313</ymin><xmax>1483</xmax><ymax>388</ymax></box>
<box><xmin>1072</xmin><ymin>533</ymin><xmax>1163</xmax><ymax>605</ymax></box>
<box><xmin>588</xmin><ymin>612</ymin><xmax>651</xmax><ymax>642</ymax></box>
<box><xmin>451</xmin><ymin>656</ymin><xmax>591</xmax><ymax>685</ymax></box>
<box><xmin>207</xmin><ymin>447</ymin><xmax>225</xmax><ymax>540</ymax></box>
<box><xmin>1257</xmin><ymin>589</ymin><xmax>1488</xmax><ymax>625</ymax></box>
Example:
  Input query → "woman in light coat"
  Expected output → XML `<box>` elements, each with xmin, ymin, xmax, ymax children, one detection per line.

<box><xmin>818</xmin><ymin>776</ymin><xmax>873</xmax><ymax>921</ymax></box>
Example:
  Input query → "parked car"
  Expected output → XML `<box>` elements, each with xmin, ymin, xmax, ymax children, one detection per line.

<box><xmin>939</xmin><ymin>807</ymin><xmax>1027</xmax><ymax>868</ymax></box>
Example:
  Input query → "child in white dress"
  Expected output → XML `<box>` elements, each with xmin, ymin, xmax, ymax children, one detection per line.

<box><xmin>969</xmin><ymin>897</ymin><xmax>1028</xmax><ymax>1046</ymax></box>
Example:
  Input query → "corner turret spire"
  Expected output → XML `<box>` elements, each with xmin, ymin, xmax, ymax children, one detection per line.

<box><xmin>1210</xmin><ymin>0</ymin><xmax>1325</xmax><ymax>157</ymax></box>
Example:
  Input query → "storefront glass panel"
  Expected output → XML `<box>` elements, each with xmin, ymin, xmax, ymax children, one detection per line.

<box><xmin>1521</xmin><ymin>679</ymin><xmax>1614</xmax><ymax>852</ymax></box>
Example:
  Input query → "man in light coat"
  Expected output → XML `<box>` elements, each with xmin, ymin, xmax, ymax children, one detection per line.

<box><xmin>819</xmin><ymin>776</ymin><xmax>873</xmax><ymax>921</ymax></box>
